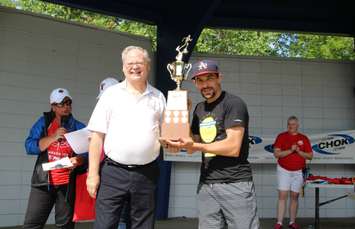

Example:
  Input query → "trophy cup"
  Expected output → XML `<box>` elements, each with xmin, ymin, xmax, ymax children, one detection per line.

<box><xmin>161</xmin><ymin>35</ymin><xmax>192</xmax><ymax>140</ymax></box>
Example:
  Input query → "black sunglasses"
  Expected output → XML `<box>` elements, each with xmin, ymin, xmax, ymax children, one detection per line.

<box><xmin>55</xmin><ymin>100</ymin><xmax>72</xmax><ymax>108</ymax></box>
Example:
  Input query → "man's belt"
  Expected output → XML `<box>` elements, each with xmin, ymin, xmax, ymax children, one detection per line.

<box><xmin>105</xmin><ymin>157</ymin><xmax>156</xmax><ymax>169</ymax></box>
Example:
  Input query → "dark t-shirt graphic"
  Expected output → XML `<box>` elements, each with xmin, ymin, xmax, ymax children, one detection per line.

<box><xmin>191</xmin><ymin>91</ymin><xmax>252</xmax><ymax>184</ymax></box>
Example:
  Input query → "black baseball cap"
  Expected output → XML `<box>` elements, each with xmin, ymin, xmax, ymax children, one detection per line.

<box><xmin>190</xmin><ymin>60</ymin><xmax>219</xmax><ymax>79</ymax></box>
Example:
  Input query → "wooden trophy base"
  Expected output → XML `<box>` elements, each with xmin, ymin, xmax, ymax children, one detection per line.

<box><xmin>161</xmin><ymin>90</ymin><xmax>190</xmax><ymax>140</ymax></box>
<box><xmin>161</xmin><ymin>110</ymin><xmax>190</xmax><ymax>140</ymax></box>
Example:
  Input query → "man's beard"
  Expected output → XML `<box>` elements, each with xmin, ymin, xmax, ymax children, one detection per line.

<box><xmin>200</xmin><ymin>87</ymin><xmax>216</xmax><ymax>100</ymax></box>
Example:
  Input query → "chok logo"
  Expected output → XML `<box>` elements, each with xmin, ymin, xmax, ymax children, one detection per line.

<box><xmin>312</xmin><ymin>134</ymin><xmax>355</xmax><ymax>155</ymax></box>
<box><xmin>249</xmin><ymin>136</ymin><xmax>262</xmax><ymax>145</ymax></box>
<box><xmin>264</xmin><ymin>144</ymin><xmax>274</xmax><ymax>153</ymax></box>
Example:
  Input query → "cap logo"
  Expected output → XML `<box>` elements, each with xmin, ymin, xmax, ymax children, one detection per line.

<box><xmin>58</xmin><ymin>89</ymin><xmax>64</xmax><ymax>93</ymax></box>
<box><xmin>100</xmin><ymin>83</ymin><xmax>105</xmax><ymax>90</ymax></box>
<box><xmin>198</xmin><ymin>61</ymin><xmax>208</xmax><ymax>70</ymax></box>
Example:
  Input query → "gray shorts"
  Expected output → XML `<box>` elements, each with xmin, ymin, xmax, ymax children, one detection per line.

<box><xmin>197</xmin><ymin>181</ymin><xmax>260</xmax><ymax>229</ymax></box>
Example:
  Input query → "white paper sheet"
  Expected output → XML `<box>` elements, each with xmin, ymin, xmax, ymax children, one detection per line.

<box><xmin>42</xmin><ymin>157</ymin><xmax>73</xmax><ymax>171</ymax></box>
<box><xmin>64</xmin><ymin>128</ymin><xmax>91</xmax><ymax>154</ymax></box>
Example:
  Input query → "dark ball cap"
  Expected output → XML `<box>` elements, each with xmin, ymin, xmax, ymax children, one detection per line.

<box><xmin>190</xmin><ymin>59</ymin><xmax>219</xmax><ymax>79</ymax></box>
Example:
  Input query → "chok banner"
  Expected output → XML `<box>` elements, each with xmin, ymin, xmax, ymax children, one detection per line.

<box><xmin>164</xmin><ymin>130</ymin><xmax>355</xmax><ymax>164</ymax></box>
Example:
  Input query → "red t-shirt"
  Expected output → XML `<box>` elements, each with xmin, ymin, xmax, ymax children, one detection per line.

<box><xmin>273</xmin><ymin>132</ymin><xmax>312</xmax><ymax>171</ymax></box>
<box><xmin>47</xmin><ymin>119</ymin><xmax>73</xmax><ymax>185</ymax></box>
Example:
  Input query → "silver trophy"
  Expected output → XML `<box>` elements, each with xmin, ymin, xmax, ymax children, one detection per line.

<box><xmin>161</xmin><ymin>35</ymin><xmax>193</xmax><ymax>140</ymax></box>
<box><xmin>167</xmin><ymin>35</ymin><xmax>192</xmax><ymax>90</ymax></box>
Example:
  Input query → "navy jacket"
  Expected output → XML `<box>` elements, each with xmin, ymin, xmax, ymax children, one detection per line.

<box><xmin>25</xmin><ymin>111</ymin><xmax>87</xmax><ymax>187</ymax></box>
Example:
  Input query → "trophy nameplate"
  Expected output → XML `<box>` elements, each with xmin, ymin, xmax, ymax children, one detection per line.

<box><xmin>161</xmin><ymin>35</ymin><xmax>192</xmax><ymax>140</ymax></box>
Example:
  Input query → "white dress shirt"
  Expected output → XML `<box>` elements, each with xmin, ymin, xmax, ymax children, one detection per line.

<box><xmin>87</xmin><ymin>80</ymin><xmax>166</xmax><ymax>165</ymax></box>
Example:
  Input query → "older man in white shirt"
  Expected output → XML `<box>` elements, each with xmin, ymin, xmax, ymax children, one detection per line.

<box><xmin>87</xmin><ymin>46</ymin><xmax>166</xmax><ymax>229</ymax></box>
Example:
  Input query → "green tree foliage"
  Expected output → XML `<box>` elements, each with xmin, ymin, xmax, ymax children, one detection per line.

<box><xmin>1</xmin><ymin>0</ymin><xmax>15</xmax><ymax>7</ymax></box>
<box><xmin>5</xmin><ymin>0</ymin><xmax>117</xmax><ymax>27</ymax></box>
<box><xmin>1</xmin><ymin>0</ymin><xmax>354</xmax><ymax>60</ymax></box>
<box><xmin>118</xmin><ymin>20</ymin><xmax>156</xmax><ymax>47</ymax></box>
<box><xmin>196</xmin><ymin>29</ymin><xmax>281</xmax><ymax>56</ymax></box>
<box><xmin>289</xmin><ymin>34</ymin><xmax>355</xmax><ymax>60</ymax></box>
<box><xmin>0</xmin><ymin>0</ymin><xmax>156</xmax><ymax>40</ymax></box>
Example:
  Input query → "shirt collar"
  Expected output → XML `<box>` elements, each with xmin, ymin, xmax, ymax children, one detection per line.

<box><xmin>119</xmin><ymin>79</ymin><xmax>153</xmax><ymax>96</ymax></box>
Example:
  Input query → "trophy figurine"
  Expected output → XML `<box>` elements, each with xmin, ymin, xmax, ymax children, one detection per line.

<box><xmin>161</xmin><ymin>35</ymin><xmax>192</xmax><ymax>140</ymax></box>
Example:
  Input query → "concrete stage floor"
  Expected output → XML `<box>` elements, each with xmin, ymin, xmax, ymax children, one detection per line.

<box><xmin>4</xmin><ymin>217</ymin><xmax>355</xmax><ymax>229</ymax></box>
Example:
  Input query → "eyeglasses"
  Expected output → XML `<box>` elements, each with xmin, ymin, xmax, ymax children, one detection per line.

<box><xmin>54</xmin><ymin>100</ymin><xmax>72</xmax><ymax>108</ymax></box>
<box><xmin>125</xmin><ymin>62</ymin><xmax>145</xmax><ymax>67</ymax></box>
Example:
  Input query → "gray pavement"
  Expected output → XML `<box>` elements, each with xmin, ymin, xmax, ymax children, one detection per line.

<box><xmin>3</xmin><ymin>217</ymin><xmax>355</xmax><ymax>229</ymax></box>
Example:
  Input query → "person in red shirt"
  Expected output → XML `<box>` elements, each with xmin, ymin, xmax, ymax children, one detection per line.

<box><xmin>273</xmin><ymin>116</ymin><xmax>313</xmax><ymax>229</ymax></box>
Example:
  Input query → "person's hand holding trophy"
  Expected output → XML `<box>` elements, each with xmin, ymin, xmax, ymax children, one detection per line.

<box><xmin>160</xmin><ymin>35</ymin><xmax>192</xmax><ymax>152</ymax></box>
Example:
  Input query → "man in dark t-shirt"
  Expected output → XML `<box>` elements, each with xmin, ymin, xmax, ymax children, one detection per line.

<box><xmin>163</xmin><ymin>60</ymin><xmax>259</xmax><ymax>229</ymax></box>
<box><xmin>191</xmin><ymin>91</ymin><xmax>252</xmax><ymax>184</ymax></box>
